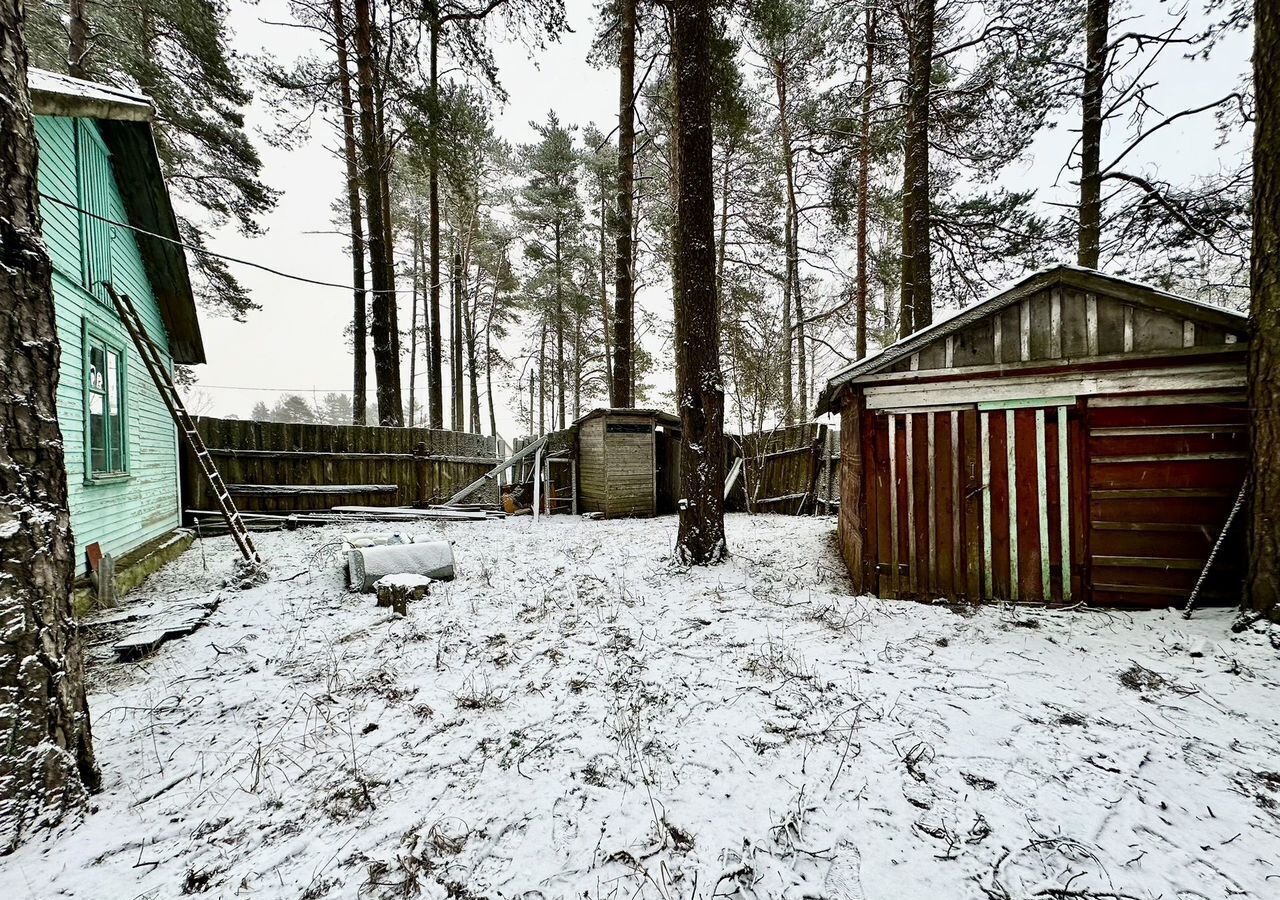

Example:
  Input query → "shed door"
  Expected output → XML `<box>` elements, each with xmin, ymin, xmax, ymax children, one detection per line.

<box><xmin>867</xmin><ymin>404</ymin><xmax>1079</xmax><ymax>603</ymax></box>
<box><xmin>1084</xmin><ymin>399</ymin><xmax>1248</xmax><ymax>608</ymax></box>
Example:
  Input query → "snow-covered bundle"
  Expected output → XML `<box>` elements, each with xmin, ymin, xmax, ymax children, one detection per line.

<box><xmin>346</xmin><ymin>541</ymin><xmax>455</xmax><ymax>592</ymax></box>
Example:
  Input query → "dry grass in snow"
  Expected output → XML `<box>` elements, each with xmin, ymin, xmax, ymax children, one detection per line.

<box><xmin>2</xmin><ymin>513</ymin><xmax>1279</xmax><ymax>899</ymax></box>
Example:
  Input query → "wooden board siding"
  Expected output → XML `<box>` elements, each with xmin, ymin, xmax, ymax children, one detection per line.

<box><xmin>577</xmin><ymin>417</ymin><xmax>607</xmax><ymax>514</ymax></box>
<box><xmin>602</xmin><ymin>414</ymin><xmax>656</xmax><ymax>518</ymax></box>
<box><xmin>858</xmin><ymin>404</ymin><xmax>1076</xmax><ymax>603</ymax></box>
<box><xmin>36</xmin><ymin>115</ymin><xmax>182</xmax><ymax>574</ymax></box>
<box><xmin>1084</xmin><ymin>400</ymin><xmax>1248</xmax><ymax>608</ymax></box>
<box><xmin>184</xmin><ymin>417</ymin><xmax>498</xmax><ymax>514</ymax></box>
<box><xmin>880</xmin><ymin>283</ymin><xmax>1243</xmax><ymax>378</ymax></box>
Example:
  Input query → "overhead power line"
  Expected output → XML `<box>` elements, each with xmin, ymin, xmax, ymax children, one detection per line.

<box><xmin>38</xmin><ymin>192</ymin><xmax>417</xmax><ymax>295</ymax></box>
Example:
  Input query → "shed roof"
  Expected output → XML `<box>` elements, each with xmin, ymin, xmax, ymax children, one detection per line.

<box><xmin>30</xmin><ymin>68</ymin><xmax>205</xmax><ymax>365</ymax></box>
<box><xmin>817</xmin><ymin>265</ymin><xmax>1246</xmax><ymax>414</ymax></box>
<box><xmin>573</xmin><ymin>408</ymin><xmax>683</xmax><ymax>429</ymax></box>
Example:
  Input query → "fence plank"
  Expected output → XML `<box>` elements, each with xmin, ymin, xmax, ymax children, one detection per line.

<box><xmin>182</xmin><ymin>416</ymin><xmax>498</xmax><ymax>517</ymax></box>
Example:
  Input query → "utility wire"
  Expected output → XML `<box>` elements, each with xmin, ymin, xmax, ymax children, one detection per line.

<box><xmin>38</xmin><ymin>192</ymin><xmax>417</xmax><ymax>295</ymax></box>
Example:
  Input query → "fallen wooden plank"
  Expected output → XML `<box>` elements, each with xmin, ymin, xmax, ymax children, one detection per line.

<box><xmin>724</xmin><ymin>457</ymin><xmax>744</xmax><ymax>501</ymax></box>
<box><xmin>229</xmin><ymin>483</ymin><xmax>397</xmax><ymax>495</ymax></box>
<box><xmin>444</xmin><ymin>436</ymin><xmax>547</xmax><ymax>506</ymax></box>
<box><xmin>330</xmin><ymin>506</ymin><xmax>490</xmax><ymax>520</ymax></box>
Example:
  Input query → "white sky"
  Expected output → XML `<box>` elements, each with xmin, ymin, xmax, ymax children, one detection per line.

<box><xmin>188</xmin><ymin>0</ymin><xmax>1252</xmax><ymax>442</ymax></box>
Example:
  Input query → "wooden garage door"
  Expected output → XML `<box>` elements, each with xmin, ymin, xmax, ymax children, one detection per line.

<box><xmin>865</xmin><ymin>404</ymin><xmax>1078</xmax><ymax>603</ymax></box>
<box><xmin>1085</xmin><ymin>400</ymin><xmax>1248</xmax><ymax>608</ymax></box>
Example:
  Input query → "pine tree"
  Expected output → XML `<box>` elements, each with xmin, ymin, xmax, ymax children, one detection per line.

<box><xmin>0</xmin><ymin>11</ymin><xmax>101</xmax><ymax>850</ymax></box>
<box><xmin>515</xmin><ymin>114</ymin><xmax>585</xmax><ymax>431</ymax></box>
<box><xmin>672</xmin><ymin>0</ymin><xmax>726</xmax><ymax>564</ymax></box>
<box><xmin>30</xmin><ymin>0</ymin><xmax>276</xmax><ymax>317</ymax></box>
<box><xmin>612</xmin><ymin>0</ymin><xmax>637</xmax><ymax>407</ymax></box>
<box><xmin>1250</xmin><ymin>0</ymin><xmax>1279</xmax><ymax>622</ymax></box>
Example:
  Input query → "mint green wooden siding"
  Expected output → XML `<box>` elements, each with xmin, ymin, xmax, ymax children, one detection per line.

<box><xmin>35</xmin><ymin>115</ymin><xmax>182</xmax><ymax>573</ymax></box>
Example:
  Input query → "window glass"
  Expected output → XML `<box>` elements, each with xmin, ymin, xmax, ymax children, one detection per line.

<box><xmin>86</xmin><ymin>337</ymin><xmax>125</xmax><ymax>476</ymax></box>
<box><xmin>107</xmin><ymin>351</ymin><xmax>123</xmax><ymax>472</ymax></box>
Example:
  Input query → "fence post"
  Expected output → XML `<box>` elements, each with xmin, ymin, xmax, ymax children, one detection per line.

<box><xmin>414</xmin><ymin>441</ymin><xmax>430</xmax><ymax>506</ymax></box>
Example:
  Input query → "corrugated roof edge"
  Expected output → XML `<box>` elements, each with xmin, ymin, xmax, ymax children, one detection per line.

<box><xmin>815</xmin><ymin>265</ymin><xmax>1248</xmax><ymax>415</ymax></box>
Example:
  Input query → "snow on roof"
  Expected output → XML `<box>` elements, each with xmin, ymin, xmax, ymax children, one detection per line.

<box><xmin>28</xmin><ymin>68</ymin><xmax>153</xmax><ymax>121</ymax></box>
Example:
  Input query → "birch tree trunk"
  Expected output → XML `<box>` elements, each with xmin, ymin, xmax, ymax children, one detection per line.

<box><xmin>1250</xmin><ymin>0</ymin><xmax>1280</xmax><ymax>622</ymax></box>
<box><xmin>611</xmin><ymin>0</ymin><xmax>636</xmax><ymax>408</ymax></box>
<box><xmin>1078</xmin><ymin>0</ymin><xmax>1110</xmax><ymax>269</ymax></box>
<box><xmin>332</xmin><ymin>0</ymin><xmax>368</xmax><ymax>424</ymax></box>
<box><xmin>672</xmin><ymin>0</ymin><xmax>727</xmax><ymax>565</ymax></box>
<box><xmin>0</xmin><ymin>13</ymin><xmax>101</xmax><ymax>851</ymax></box>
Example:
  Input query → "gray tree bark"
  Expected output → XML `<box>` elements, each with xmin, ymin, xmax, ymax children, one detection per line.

<box><xmin>331</xmin><ymin>0</ymin><xmax>369</xmax><ymax>425</ymax></box>
<box><xmin>352</xmin><ymin>0</ymin><xmax>401</xmax><ymax>424</ymax></box>
<box><xmin>1250</xmin><ymin>0</ymin><xmax>1280</xmax><ymax>622</ymax></box>
<box><xmin>899</xmin><ymin>0</ymin><xmax>934</xmax><ymax>338</ymax></box>
<box><xmin>0</xmin><ymin>5</ymin><xmax>101</xmax><ymax>851</ymax></box>
<box><xmin>611</xmin><ymin>0</ymin><xmax>636</xmax><ymax>408</ymax></box>
<box><xmin>1078</xmin><ymin>0</ymin><xmax>1110</xmax><ymax>268</ymax></box>
<box><xmin>672</xmin><ymin>0</ymin><xmax>727</xmax><ymax>565</ymax></box>
<box><xmin>855</xmin><ymin>6</ymin><xmax>876</xmax><ymax>360</ymax></box>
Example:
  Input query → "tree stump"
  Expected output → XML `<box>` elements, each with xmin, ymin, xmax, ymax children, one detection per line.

<box><xmin>373</xmin><ymin>574</ymin><xmax>432</xmax><ymax>616</ymax></box>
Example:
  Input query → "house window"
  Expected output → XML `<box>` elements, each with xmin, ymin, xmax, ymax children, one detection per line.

<box><xmin>86</xmin><ymin>333</ymin><xmax>126</xmax><ymax>477</ymax></box>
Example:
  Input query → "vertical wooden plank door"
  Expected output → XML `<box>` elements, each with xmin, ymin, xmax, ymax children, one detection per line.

<box><xmin>870</xmin><ymin>404</ymin><xmax>1077</xmax><ymax>603</ymax></box>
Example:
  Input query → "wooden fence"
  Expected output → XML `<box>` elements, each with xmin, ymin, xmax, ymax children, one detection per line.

<box><xmin>727</xmin><ymin>422</ymin><xmax>841</xmax><ymax>515</ymax></box>
<box><xmin>182</xmin><ymin>417</ymin><xmax>499</xmax><ymax>516</ymax></box>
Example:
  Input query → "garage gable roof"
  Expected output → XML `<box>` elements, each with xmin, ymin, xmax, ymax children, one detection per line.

<box><xmin>818</xmin><ymin>266</ymin><xmax>1246</xmax><ymax>414</ymax></box>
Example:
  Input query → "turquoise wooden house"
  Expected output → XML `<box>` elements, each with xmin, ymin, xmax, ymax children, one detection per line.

<box><xmin>30</xmin><ymin>69</ymin><xmax>205</xmax><ymax>591</ymax></box>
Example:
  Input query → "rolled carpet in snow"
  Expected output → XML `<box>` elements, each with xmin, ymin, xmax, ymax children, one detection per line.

<box><xmin>346</xmin><ymin>541</ymin><xmax>455</xmax><ymax>591</ymax></box>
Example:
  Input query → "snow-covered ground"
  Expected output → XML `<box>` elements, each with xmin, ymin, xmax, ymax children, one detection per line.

<box><xmin>4</xmin><ymin>514</ymin><xmax>1279</xmax><ymax>899</ymax></box>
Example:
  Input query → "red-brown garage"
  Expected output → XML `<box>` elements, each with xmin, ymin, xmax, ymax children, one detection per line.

<box><xmin>817</xmin><ymin>266</ymin><xmax>1250</xmax><ymax>609</ymax></box>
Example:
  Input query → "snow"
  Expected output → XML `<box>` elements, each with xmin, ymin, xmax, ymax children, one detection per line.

<box><xmin>2</xmin><ymin>514</ymin><xmax>1278</xmax><ymax>899</ymax></box>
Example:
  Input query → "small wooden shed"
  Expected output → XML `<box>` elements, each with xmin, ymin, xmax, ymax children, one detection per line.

<box><xmin>817</xmin><ymin>266</ymin><xmax>1250</xmax><ymax>609</ymax></box>
<box><xmin>575</xmin><ymin>409</ymin><xmax>683</xmax><ymax>518</ymax></box>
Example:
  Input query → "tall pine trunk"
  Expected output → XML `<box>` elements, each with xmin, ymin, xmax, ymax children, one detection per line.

<box><xmin>599</xmin><ymin>176</ymin><xmax>613</xmax><ymax>389</ymax></box>
<box><xmin>427</xmin><ymin>6</ymin><xmax>444</xmax><ymax>428</ymax></box>
<box><xmin>67</xmin><ymin>0</ymin><xmax>89</xmax><ymax>78</ymax></box>
<box><xmin>0</xmin><ymin>21</ymin><xmax>101</xmax><ymax>851</ymax></box>
<box><xmin>452</xmin><ymin>250</ymin><xmax>464</xmax><ymax>430</ymax></box>
<box><xmin>775</xmin><ymin>57</ymin><xmax>796</xmax><ymax>424</ymax></box>
<box><xmin>555</xmin><ymin>225</ymin><xmax>565</xmax><ymax>429</ymax></box>
<box><xmin>417</xmin><ymin>220</ymin><xmax>434</xmax><ymax>421</ymax></box>
<box><xmin>855</xmin><ymin>6</ymin><xmax>876</xmax><ymax>360</ymax></box>
<box><xmin>486</xmin><ymin>324</ymin><xmax>497</xmax><ymax>437</ymax></box>
<box><xmin>332</xmin><ymin>0</ymin><xmax>368</xmax><ymax>424</ymax></box>
<box><xmin>538</xmin><ymin>323</ymin><xmax>547</xmax><ymax>434</ymax></box>
<box><xmin>1250</xmin><ymin>0</ymin><xmax>1280</xmax><ymax>622</ymax></box>
<box><xmin>1078</xmin><ymin>0</ymin><xmax>1110</xmax><ymax>268</ymax></box>
<box><xmin>611</xmin><ymin>0</ymin><xmax>636</xmax><ymax>407</ymax></box>
<box><xmin>352</xmin><ymin>0</ymin><xmax>400</xmax><ymax>424</ymax></box>
<box><xmin>408</xmin><ymin>220</ymin><xmax>420</xmax><ymax>425</ymax></box>
<box><xmin>467</xmin><ymin>263</ymin><xmax>482</xmax><ymax>433</ymax></box>
<box><xmin>899</xmin><ymin>0</ymin><xmax>934</xmax><ymax>338</ymax></box>
<box><xmin>672</xmin><ymin>0</ymin><xmax>726</xmax><ymax>565</ymax></box>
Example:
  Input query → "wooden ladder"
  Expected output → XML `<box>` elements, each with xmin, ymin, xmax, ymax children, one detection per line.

<box><xmin>104</xmin><ymin>284</ymin><xmax>261</xmax><ymax>564</ymax></box>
